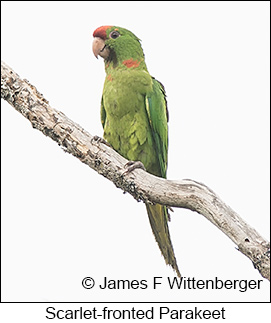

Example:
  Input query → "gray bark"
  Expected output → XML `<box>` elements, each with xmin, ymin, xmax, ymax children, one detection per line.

<box><xmin>1</xmin><ymin>61</ymin><xmax>270</xmax><ymax>281</ymax></box>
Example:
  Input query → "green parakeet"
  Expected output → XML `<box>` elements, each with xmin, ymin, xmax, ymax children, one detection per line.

<box><xmin>92</xmin><ymin>25</ymin><xmax>180</xmax><ymax>277</ymax></box>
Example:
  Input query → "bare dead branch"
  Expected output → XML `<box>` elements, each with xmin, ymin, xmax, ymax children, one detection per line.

<box><xmin>1</xmin><ymin>61</ymin><xmax>270</xmax><ymax>281</ymax></box>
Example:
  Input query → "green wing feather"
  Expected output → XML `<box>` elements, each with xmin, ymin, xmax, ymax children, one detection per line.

<box><xmin>145</xmin><ymin>78</ymin><xmax>181</xmax><ymax>277</ymax></box>
<box><xmin>101</xmin><ymin>96</ymin><xmax>106</xmax><ymax>129</ymax></box>
<box><xmin>145</xmin><ymin>77</ymin><xmax>169</xmax><ymax>178</ymax></box>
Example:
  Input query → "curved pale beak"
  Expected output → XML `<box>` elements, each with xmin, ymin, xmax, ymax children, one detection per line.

<box><xmin>92</xmin><ymin>37</ymin><xmax>110</xmax><ymax>59</ymax></box>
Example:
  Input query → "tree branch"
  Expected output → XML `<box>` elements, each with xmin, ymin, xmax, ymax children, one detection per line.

<box><xmin>1</xmin><ymin>61</ymin><xmax>270</xmax><ymax>281</ymax></box>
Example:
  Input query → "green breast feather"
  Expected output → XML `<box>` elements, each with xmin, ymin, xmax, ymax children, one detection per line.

<box><xmin>101</xmin><ymin>70</ymin><xmax>168</xmax><ymax>178</ymax></box>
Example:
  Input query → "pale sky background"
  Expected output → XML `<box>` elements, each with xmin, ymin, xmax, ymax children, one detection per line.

<box><xmin>1</xmin><ymin>1</ymin><xmax>270</xmax><ymax>319</ymax></box>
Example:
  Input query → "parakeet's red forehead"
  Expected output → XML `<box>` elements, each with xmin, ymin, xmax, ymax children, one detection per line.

<box><xmin>93</xmin><ymin>26</ymin><xmax>113</xmax><ymax>39</ymax></box>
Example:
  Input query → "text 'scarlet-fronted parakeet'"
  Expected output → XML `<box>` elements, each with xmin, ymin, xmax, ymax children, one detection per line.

<box><xmin>92</xmin><ymin>25</ymin><xmax>181</xmax><ymax>277</ymax></box>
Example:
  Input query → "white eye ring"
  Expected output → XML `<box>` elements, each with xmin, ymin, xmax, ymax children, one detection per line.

<box><xmin>109</xmin><ymin>31</ymin><xmax>120</xmax><ymax>39</ymax></box>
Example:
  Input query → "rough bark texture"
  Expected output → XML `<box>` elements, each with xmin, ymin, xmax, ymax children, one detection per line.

<box><xmin>1</xmin><ymin>61</ymin><xmax>270</xmax><ymax>281</ymax></box>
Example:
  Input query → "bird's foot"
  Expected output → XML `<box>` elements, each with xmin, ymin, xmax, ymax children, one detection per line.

<box><xmin>91</xmin><ymin>135</ymin><xmax>111</xmax><ymax>147</ymax></box>
<box><xmin>123</xmin><ymin>160</ymin><xmax>146</xmax><ymax>175</ymax></box>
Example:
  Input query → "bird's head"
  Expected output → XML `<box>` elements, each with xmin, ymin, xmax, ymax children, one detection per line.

<box><xmin>92</xmin><ymin>25</ymin><xmax>146</xmax><ymax>69</ymax></box>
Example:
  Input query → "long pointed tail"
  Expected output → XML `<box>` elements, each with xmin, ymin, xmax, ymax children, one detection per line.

<box><xmin>146</xmin><ymin>203</ymin><xmax>181</xmax><ymax>277</ymax></box>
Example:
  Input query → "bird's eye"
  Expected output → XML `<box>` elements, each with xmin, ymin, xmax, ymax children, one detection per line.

<box><xmin>109</xmin><ymin>31</ymin><xmax>120</xmax><ymax>39</ymax></box>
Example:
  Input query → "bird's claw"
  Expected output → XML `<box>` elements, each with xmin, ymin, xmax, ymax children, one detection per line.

<box><xmin>91</xmin><ymin>135</ymin><xmax>111</xmax><ymax>147</ymax></box>
<box><xmin>123</xmin><ymin>160</ymin><xmax>146</xmax><ymax>175</ymax></box>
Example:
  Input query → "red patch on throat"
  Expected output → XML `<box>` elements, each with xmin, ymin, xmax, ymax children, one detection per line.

<box><xmin>93</xmin><ymin>25</ymin><xmax>112</xmax><ymax>40</ymax></box>
<box><xmin>122</xmin><ymin>58</ymin><xmax>140</xmax><ymax>68</ymax></box>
